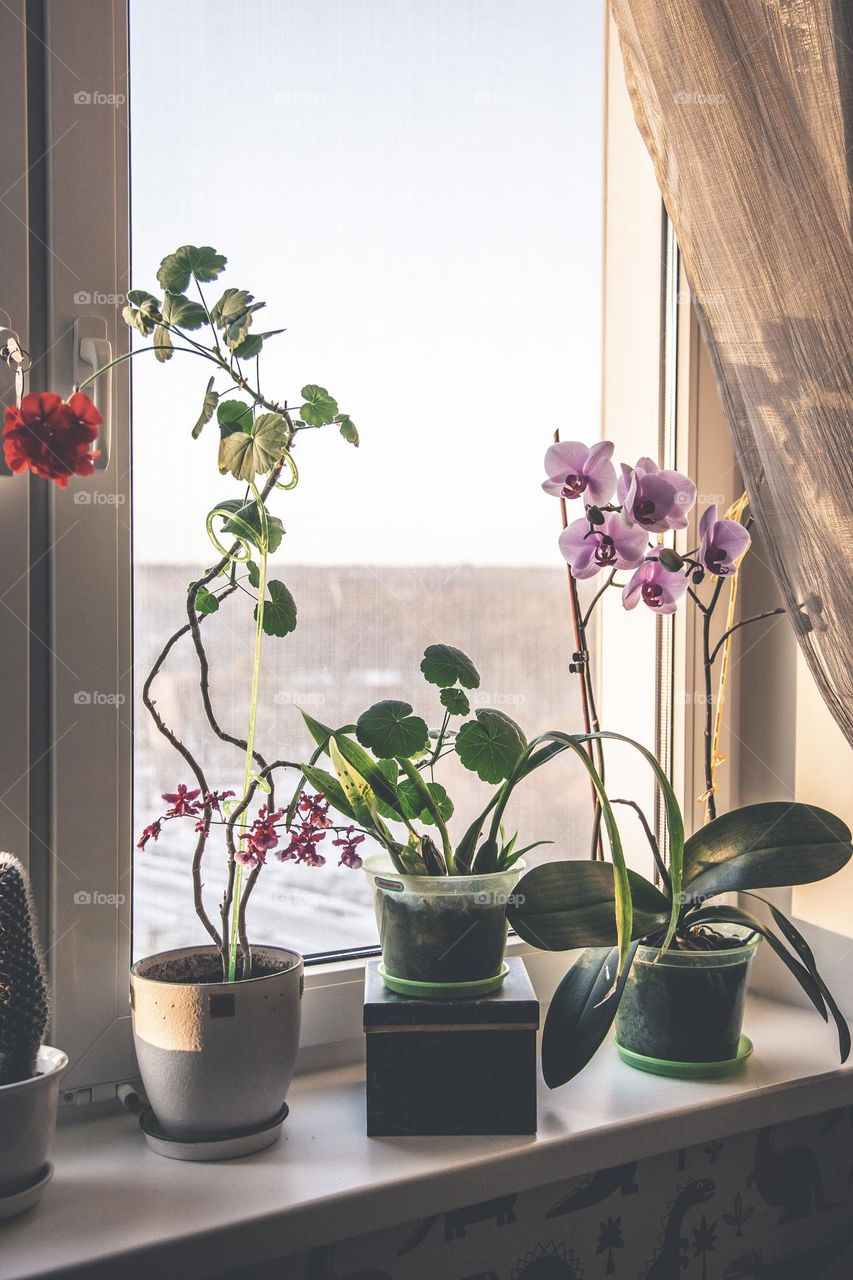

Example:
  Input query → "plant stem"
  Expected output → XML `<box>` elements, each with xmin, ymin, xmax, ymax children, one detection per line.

<box><xmin>75</xmin><ymin>343</ymin><xmax>217</xmax><ymax>390</ymax></box>
<box><xmin>701</xmin><ymin>577</ymin><xmax>725</xmax><ymax>822</ymax></box>
<box><xmin>611</xmin><ymin>798</ymin><xmax>671</xmax><ymax>893</ymax></box>
<box><xmin>554</xmin><ymin>439</ymin><xmax>605</xmax><ymax>861</ymax></box>
<box><xmin>708</xmin><ymin>608</ymin><xmax>786</xmax><ymax>664</ymax></box>
<box><xmin>227</xmin><ymin>497</ymin><xmax>269</xmax><ymax>982</ymax></box>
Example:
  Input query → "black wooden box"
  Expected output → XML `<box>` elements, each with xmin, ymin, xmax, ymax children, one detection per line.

<box><xmin>364</xmin><ymin>956</ymin><xmax>539</xmax><ymax>1136</ymax></box>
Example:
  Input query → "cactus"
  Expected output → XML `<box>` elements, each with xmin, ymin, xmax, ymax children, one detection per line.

<box><xmin>0</xmin><ymin>854</ymin><xmax>48</xmax><ymax>1085</ymax></box>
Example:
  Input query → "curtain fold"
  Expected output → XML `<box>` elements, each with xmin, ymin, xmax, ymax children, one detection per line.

<box><xmin>609</xmin><ymin>0</ymin><xmax>853</xmax><ymax>745</ymax></box>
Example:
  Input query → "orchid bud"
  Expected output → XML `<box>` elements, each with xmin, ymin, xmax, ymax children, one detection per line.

<box><xmin>658</xmin><ymin>547</ymin><xmax>684</xmax><ymax>572</ymax></box>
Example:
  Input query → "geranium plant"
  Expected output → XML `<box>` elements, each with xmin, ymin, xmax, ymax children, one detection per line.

<box><xmin>3</xmin><ymin>245</ymin><xmax>361</xmax><ymax>983</ymax></box>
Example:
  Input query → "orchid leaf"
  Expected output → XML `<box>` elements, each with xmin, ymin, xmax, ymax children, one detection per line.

<box><xmin>420</xmin><ymin>644</ymin><xmax>480</xmax><ymax>690</ymax></box>
<box><xmin>297</xmin><ymin>709</ymin><xmax>356</xmax><ymax>752</ymax></box>
<box><xmin>300</xmin><ymin>765</ymin><xmax>359</xmax><ymax>825</ymax></box>
<box><xmin>688</xmin><ymin>903</ymin><xmax>829</xmax><ymax>1025</ymax></box>
<box><xmin>331</xmin><ymin>733</ymin><xmax>412</xmax><ymax>825</ymax></box>
<box><xmin>494</xmin><ymin>732</ymin><xmax>633</xmax><ymax>976</ymax></box>
<box><xmin>500</xmin><ymin>838</ymin><xmax>552</xmax><ymax>869</ymax></box>
<box><xmin>682</xmin><ymin>802</ymin><xmax>852</xmax><ymax>901</ymax></box>
<box><xmin>328</xmin><ymin>737</ymin><xmax>377</xmax><ymax>829</ymax></box>
<box><xmin>156</xmin><ymin>245</ymin><xmax>227</xmax><ymax>293</ymax></box>
<box><xmin>542</xmin><ymin>944</ymin><xmax>639</xmax><ymax>1088</ymax></box>
<box><xmin>744</xmin><ymin>893</ymin><xmax>850</xmax><ymax>1062</ymax></box>
<box><xmin>581</xmin><ymin>731</ymin><xmax>685</xmax><ymax>955</ymax></box>
<box><xmin>356</xmin><ymin>700</ymin><xmax>430</xmax><ymax>760</ymax></box>
<box><xmin>509</xmin><ymin>862</ymin><xmax>670</xmax><ymax>950</ymax></box>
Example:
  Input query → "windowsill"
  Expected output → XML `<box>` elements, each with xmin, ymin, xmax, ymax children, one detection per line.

<box><xmin>4</xmin><ymin>993</ymin><xmax>852</xmax><ymax>1280</ymax></box>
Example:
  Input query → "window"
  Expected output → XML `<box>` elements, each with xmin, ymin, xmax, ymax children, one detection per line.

<box><xmin>2</xmin><ymin>0</ymin><xmax>677</xmax><ymax>1095</ymax></box>
<box><xmin>128</xmin><ymin>0</ymin><xmax>608</xmax><ymax>962</ymax></box>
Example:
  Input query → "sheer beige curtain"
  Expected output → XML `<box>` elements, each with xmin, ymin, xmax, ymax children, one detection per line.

<box><xmin>609</xmin><ymin>0</ymin><xmax>853</xmax><ymax>744</ymax></box>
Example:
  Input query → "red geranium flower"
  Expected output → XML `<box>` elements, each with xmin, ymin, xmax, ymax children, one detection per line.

<box><xmin>3</xmin><ymin>391</ymin><xmax>101</xmax><ymax>487</ymax></box>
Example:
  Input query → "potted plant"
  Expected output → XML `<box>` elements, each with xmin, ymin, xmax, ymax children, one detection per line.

<box><xmin>3</xmin><ymin>245</ymin><xmax>360</xmax><ymax>1152</ymax></box>
<box><xmin>508</xmin><ymin>793</ymin><xmax>852</xmax><ymax>1081</ymax></box>
<box><xmin>501</xmin><ymin>439</ymin><xmax>853</xmax><ymax>1082</ymax></box>
<box><xmin>286</xmin><ymin>647</ymin><xmax>674</xmax><ymax>998</ymax></box>
<box><xmin>0</xmin><ymin>854</ymin><xmax>67</xmax><ymax>1216</ymax></box>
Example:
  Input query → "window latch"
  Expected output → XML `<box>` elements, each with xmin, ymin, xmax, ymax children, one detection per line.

<box><xmin>73</xmin><ymin>317</ymin><xmax>112</xmax><ymax>471</ymax></box>
<box><xmin>0</xmin><ymin>327</ymin><xmax>30</xmax><ymax>409</ymax></box>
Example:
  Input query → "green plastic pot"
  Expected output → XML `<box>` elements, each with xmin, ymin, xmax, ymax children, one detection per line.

<box><xmin>364</xmin><ymin>855</ymin><xmax>524</xmax><ymax>998</ymax></box>
<box><xmin>614</xmin><ymin>926</ymin><xmax>761</xmax><ymax>1066</ymax></box>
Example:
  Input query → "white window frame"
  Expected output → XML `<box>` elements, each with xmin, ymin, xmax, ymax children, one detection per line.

<box><xmin>8</xmin><ymin>0</ymin><xmax>705</xmax><ymax>1102</ymax></box>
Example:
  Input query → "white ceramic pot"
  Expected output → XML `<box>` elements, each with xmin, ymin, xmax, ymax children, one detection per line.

<box><xmin>0</xmin><ymin>1046</ymin><xmax>67</xmax><ymax>1201</ymax></box>
<box><xmin>130</xmin><ymin>945</ymin><xmax>303</xmax><ymax>1140</ymax></box>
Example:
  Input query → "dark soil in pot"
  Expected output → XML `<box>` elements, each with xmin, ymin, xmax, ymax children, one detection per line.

<box><xmin>615</xmin><ymin>933</ymin><xmax>759</xmax><ymax>1063</ymax></box>
<box><xmin>137</xmin><ymin>951</ymin><xmax>297</xmax><ymax>985</ymax></box>
<box><xmin>378</xmin><ymin>893</ymin><xmax>509</xmax><ymax>983</ymax></box>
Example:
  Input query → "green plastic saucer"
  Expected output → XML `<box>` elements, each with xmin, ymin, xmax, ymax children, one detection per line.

<box><xmin>614</xmin><ymin>1034</ymin><xmax>754</xmax><ymax>1079</ymax></box>
<box><xmin>378</xmin><ymin>961</ymin><xmax>510</xmax><ymax>999</ymax></box>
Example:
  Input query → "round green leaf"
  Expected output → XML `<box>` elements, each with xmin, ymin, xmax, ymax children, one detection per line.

<box><xmin>300</xmin><ymin>385</ymin><xmax>339</xmax><ymax>427</ymax></box>
<box><xmin>356</xmin><ymin>700</ymin><xmax>430</xmax><ymax>760</ymax></box>
<box><xmin>218</xmin><ymin>412</ymin><xmax>287</xmax><ymax>481</ymax></box>
<box><xmin>217</xmin><ymin>498</ymin><xmax>285</xmax><ymax>553</ymax></box>
<box><xmin>122</xmin><ymin>290</ymin><xmax>161</xmax><ymax>336</ymax></box>
<box><xmin>335</xmin><ymin>413</ymin><xmax>359</xmax><ymax>446</ymax></box>
<box><xmin>193</xmin><ymin>585</ymin><xmax>220</xmax><ymax>616</ymax></box>
<box><xmin>399</xmin><ymin>780</ymin><xmax>453</xmax><ymax>825</ymax></box>
<box><xmin>255</xmin><ymin>580</ymin><xmax>297</xmax><ymax>637</ymax></box>
<box><xmin>217</xmin><ymin>399</ymin><xmax>253</xmax><ymax>437</ymax></box>
<box><xmin>420</xmin><ymin>644</ymin><xmax>480</xmax><ymax>690</ymax></box>
<box><xmin>440</xmin><ymin>687</ymin><xmax>470</xmax><ymax>716</ymax></box>
<box><xmin>231</xmin><ymin>333</ymin><xmax>263</xmax><ymax>361</ymax></box>
<box><xmin>156</xmin><ymin>245</ymin><xmax>227</xmax><ymax>294</ymax></box>
<box><xmin>161</xmin><ymin>292</ymin><xmax>207</xmax><ymax>331</ymax></box>
<box><xmin>455</xmin><ymin>707</ymin><xmax>526</xmax><ymax>783</ymax></box>
<box><xmin>210</xmin><ymin>288</ymin><xmax>265</xmax><ymax>349</ymax></box>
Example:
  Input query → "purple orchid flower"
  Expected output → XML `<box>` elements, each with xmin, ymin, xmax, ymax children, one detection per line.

<box><xmin>698</xmin><ymin>505</ymin><xmax>751</xmax><ymax>576</ymax></box>
<box><xmin>542</xmin><ymin>440</ymin><xmax>617</xmax><ymax>505</ymax></box>
<box><xmin>623</xmin><ymin>557</ymin><xmax>688</xmax><ymax>614</ymax></box>
<box><xmin>617</xmin><ymin>457</ymin><xmax>697</xmax><ymax>532</ymax></box>
<box><xmin>559</xmin><ymin>511</ymin><xmax>648</xmax><ymax>580</ymax></box>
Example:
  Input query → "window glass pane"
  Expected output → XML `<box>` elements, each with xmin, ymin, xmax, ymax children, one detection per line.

<box><xmin>130</xmin><ymin>0</ymin><xmax>605</xmax><ymax>959</ymax></box>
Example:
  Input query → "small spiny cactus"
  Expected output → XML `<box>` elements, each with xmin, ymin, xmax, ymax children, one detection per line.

<box><xmin>0</xmin><ymin>853</ymin><xmax>48</xmax><ymax>1085</ymax></box>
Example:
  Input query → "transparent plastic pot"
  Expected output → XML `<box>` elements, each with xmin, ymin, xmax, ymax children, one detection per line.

<box><xmin>364</xmin><ymin>854</ymin><xmax>525</xmax><ymax>998</ymax></box>
<box><xmin>615</xmin><ymin>926</ymin><xmax>761</xmax><ymax>1064</ymax></box>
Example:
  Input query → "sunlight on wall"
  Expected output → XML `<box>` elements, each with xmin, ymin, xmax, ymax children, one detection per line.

<box><xmin>793</xmin><ymin>649</ymin><xmax>853</xmax><ymax>936</ymax></box>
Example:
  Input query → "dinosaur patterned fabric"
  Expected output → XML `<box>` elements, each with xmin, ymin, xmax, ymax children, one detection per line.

<box><xmin>222</xmin><ymin>1106</ymin><xmax>853</xmax><ymax>1279</ymax></box>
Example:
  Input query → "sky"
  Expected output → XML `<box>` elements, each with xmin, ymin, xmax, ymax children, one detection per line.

<box><xmin>129</xmin><ymin>0</ymin><xmax>605</xmax><ymax>566</ymax></box>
